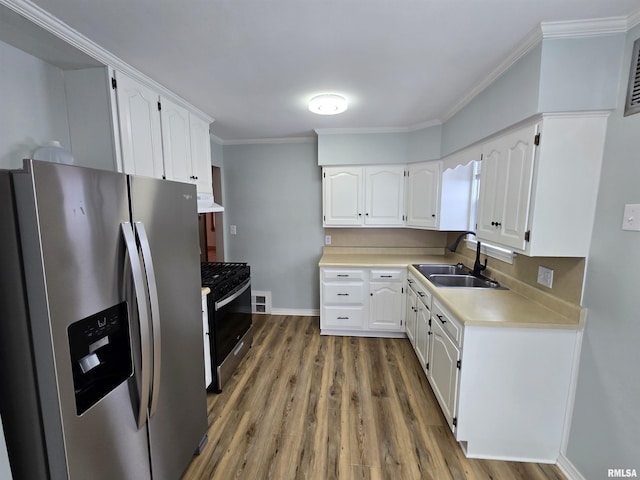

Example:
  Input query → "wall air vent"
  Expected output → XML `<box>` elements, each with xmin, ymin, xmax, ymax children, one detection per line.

<box><xmin>624</xmin><ymin>38</ymin><xmax>640</xmax><ymax>117</ymax></box>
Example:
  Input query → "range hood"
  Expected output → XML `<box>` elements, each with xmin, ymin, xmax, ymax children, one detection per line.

<box><xmin>197</xmin><ymin>192</ymin><xmax>224</xmax><ymax>213</ymax></box>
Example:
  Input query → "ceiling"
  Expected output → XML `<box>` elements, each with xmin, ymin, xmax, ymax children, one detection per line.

<box><xmin>26</xmin><ymin>0</ymin><xmax>640</xmax><ymax>142</ymax></box>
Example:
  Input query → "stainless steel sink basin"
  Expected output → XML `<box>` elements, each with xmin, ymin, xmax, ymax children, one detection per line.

<box><xmin>428</xmin><ymin>274</ymin><xmax>502</xmax><ymax>289</ymax></box>
<box><xmin>413</xmin><ymin>263</ymin><xmax>469</xmax><ymax>276</ymax></box>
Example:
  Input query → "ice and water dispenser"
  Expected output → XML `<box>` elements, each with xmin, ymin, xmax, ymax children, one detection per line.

<box><xmin>67</xmin><ymin>302</ymin><xmax>133</xmax><ymax>415</ymax></box>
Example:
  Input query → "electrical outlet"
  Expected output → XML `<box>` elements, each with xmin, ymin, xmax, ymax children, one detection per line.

<box><xmin>230</xmin><ymin>225</ymin><xmax>237</xmax><ymax>235</ymax></box>
<box><xmin>537</xmin><ymin>266</ymin><xmax>554</xmax><ymax>288</ymax></box>
<box><xmin>325</xmin><ymin>235</ymin><xmax>332</xmax><ymax>245</ymax></box>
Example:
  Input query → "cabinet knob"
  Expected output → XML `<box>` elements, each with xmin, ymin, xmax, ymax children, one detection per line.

<box><xmin>432</xmin><ymin>214</ymin><xmax>436</xmax><ymax>218</ymax></box>
<box><xmin>437</xmin><ymin>314</ymin><xmax>446</xmax><ymax>324</ymax></box>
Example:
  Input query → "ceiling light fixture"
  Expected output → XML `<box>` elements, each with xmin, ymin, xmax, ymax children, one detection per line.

<box><xmin>308</xmin><ymin>94</ymin><xmax>348</xmax><ymax>115</ymax></box>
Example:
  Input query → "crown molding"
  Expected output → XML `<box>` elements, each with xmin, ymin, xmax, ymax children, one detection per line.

<box><xmin>222</xmin><ymin>136</ymin><xmax>317</xmax><ymax>146</ymax></box>
<box><xmin>0</xmin><ymin>0</ymin><xmax>213</xmax><ymax>122</ymax></box>
<box><xmin>315</xmin><ymin>120</ymin><xmax>441</xmax><ymax>136</ymax></box>
<box><xmin>541</xmin><ymin>16</ymin><xmax>628</xmax><ymax>38</ymax></box>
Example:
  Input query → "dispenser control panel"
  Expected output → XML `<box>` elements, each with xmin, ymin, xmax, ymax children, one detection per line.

<box><xmin>68</xmin><ymin>302</ymin><xmax>132</xmax><ymax>415</ymax></box>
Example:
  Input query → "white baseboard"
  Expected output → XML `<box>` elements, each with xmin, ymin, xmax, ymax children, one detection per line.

<box><xmin>269</xmin><ymin>308</ymin><xmax>320</xmax><ymax>317</ymax></box>
<box><xmin>557</xmin><ymin>454</ymin><xmax>586</xmax><ymax>480</ymax></box>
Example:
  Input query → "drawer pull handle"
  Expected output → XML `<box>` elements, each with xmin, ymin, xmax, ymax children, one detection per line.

<box><xmin>380</xmin><ymin>275</ymin><xmax>393</xmax><ymax>278</ymax></box>
<box><xmin>437</xmin><ymin>314</ymin><xmax>446</xmax><ymax>324</ymax></box>
<box><xmin>337</xmin><ymin>316</ymin><xmax>349</xmax><ymax>320</ymax></box>
<box><xmin>337</xmin><ymin>274</ymin><xmax>349</xmax><ymax>277</ymax></box>
<box><xmin>337</xmin><ymin>293</ymin><xmax>349</xmax><ymax>296</ymax></box>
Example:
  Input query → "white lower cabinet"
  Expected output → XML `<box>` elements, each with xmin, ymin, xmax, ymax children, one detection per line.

<box><xmin>406</xmin><ymin>272</ymin><xmax>431</xmax><ymax>370</ymax></box>
<box><xmin>320</xmin><ymin>267</ymin><xmax>405</xmax><ymax>336</ymax></box>
<box><xmin>407</xmin><ymin>276</ymin><xmax>580</xmax><ymax>463</ymax></box>
<box><xmin>428</xmin><ymin>301</ymin><xmax>461</xmax><ymax>432</ymax></box>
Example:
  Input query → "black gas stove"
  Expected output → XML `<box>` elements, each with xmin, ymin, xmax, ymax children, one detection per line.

<box><xmin>201</xmin><ymin>262</ymin><xmax>251</xmax><ymax>300</ymax></box>
<box><xmin>200</xmin><ymin>262</ymin><xmax>252</xmax><ymax>393</ymax></box>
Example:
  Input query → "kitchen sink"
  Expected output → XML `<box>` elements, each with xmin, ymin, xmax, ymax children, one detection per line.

<box><xmin>412</xmin><ymin>263</ymin><xmax>503</xmax><ymax>289</ymax></box>
<box><xmin>427</xmin><ymin>274</ymin><xmax>502</xmax><ymax>289</ymax></box>
<box><xmin>413</xmin><ymin>263</ymin><xmax>469</xmax><ymax>276</ymax></box>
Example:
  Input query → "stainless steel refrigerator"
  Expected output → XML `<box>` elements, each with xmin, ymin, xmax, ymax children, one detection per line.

<box><xmin>0</xmin><ymin>160</ymin><xmax>208</xmax><ymax>479</ymax></box>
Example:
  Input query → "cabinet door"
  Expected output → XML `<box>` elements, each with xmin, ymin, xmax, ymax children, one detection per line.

<box><xmin>405</xmin><ymin>285</ymin><xmax>417</xmax><ymax>345</ymax></box>
<box><xmin>189</xmin><ymin>114</ymin><xmax>213</xmax><ymax>195</ymax></box>
<box><xmin>323</xmin><ymin>167</ymin><xmax>363</xmax><ymax>226</ymax></box>
<box><xmin>429</xmin><ymin>320</ymin><xmax>460</xmax><ymax>432</ymax></box>
<box><xmin>369</xmin><ymin>281</ymin><xmax>404</xmax><ymax>331</ymax></box>
<box><xmin>406</xmin><ymin>162</ymin><xmax>440</xmax><ymax>228</ymax></box>
<box><xmin>415</xmin><ymin>302</ymin><xmax>430</xmax><ymax>369</ymax></box>
<box><xmin>477</xmin><ymin>124</ymin><xmax>536</xmax><ymax>249</ymax></box>
<box><xmin>364</xmin><ymin>166</ymin><xmax>406</xmax><ymax>226</ymax></box>
<box><xmin>160</xmin><ymin>96</ymin><xmax>193</xmax><ymax>183</ymax></box>
<box><xmin>114</xmin><ymin>72</ymin><xmax>164</xmax><ymax>178</ymax></box>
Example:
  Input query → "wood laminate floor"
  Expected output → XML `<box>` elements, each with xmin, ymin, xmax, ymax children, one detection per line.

<box><xmin>182</xmin><ymin>315</ymin><xmax>566</xmax><ymax>480</ymax></box>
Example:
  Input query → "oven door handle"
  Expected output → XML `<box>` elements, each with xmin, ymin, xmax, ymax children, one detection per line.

<box><xmin>215</xmin><ymin>280</ymin><xmax>251</xmax><ymax>311</ymax></box>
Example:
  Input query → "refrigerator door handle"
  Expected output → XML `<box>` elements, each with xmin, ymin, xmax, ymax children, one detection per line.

<box><xmin>134</xmin><ymin>221</ymin><xmax>162</xmax><ymax>418</ymax></box>
<box><xmin>121</xmin><ymin>222</ymin><xmax>152</xmax><ymax>429</ymax></box>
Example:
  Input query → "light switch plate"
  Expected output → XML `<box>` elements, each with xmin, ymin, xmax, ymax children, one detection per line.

<box><xmin>622</xmin><ymin>204</ymin><xmax>640</xmax><ymax>231</ymax></box>
<box><xmin>230</xmin><ymin>225</ymin><xmax>237</xmax><ymax>235</ymax></box>
<box><xmin>325</xmin><ymin>235</ymin><xmax>332</xmax><ymax>245</ymax></box>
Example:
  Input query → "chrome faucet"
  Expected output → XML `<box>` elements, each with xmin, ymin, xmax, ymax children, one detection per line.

<box><xmin>448</xmin><ymin>231</ymin><xmax>487</xmax><ymax>277</ymax></box>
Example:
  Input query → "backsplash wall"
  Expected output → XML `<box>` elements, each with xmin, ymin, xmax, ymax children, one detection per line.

<box><xmin>445</xmin><ymin>232</ymin><xmax>585</xmax><ymax>306</ymax></box>
<box><xmin>324</xmin><ymin>228</ymin><xmax>448</xmax><ymax>248</ymax></box>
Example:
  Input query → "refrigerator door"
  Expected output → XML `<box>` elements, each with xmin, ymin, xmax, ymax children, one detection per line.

<box><xmin>129</xmin><ymin>175</ymin><xmax>207</xmax><ymax>480</ymax></box>
<box><xmin>8</xmin><ymin>161</ymin><xmax>152</xmax><ymax>480</ymax></box>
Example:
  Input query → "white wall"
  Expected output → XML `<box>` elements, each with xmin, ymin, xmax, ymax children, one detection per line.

<box><xmin>222</xmin><ymin>141</ymin><xmax>324</xmax><ymax>312</ymax></box>
<box><xmin>565</xmin><ymin>24</ymin><xmax>640</xmax><ymax>478</ymax></box>
<box><xmin>0</xmin><ymin>39</ymin><xmax>71</xmax><ymax>169</ymax></box>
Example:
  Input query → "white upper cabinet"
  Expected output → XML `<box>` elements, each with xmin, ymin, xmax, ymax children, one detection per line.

<box><xmin>322</xmin><ymin>167</ymin><xmax>364</xmax><ymax>226</ymax></box>
<box><xmin>364</xmin><ymin>166</ymin><xmax>406</xmax><ymax>226</ymax></box>
<box><xmin>160</xmin><ymin>96</ymin><xmax>193</xmax><ymax>183</ymax></box>
<box><xmin>189</xmin><ymin>114</ymin><xmax>213</xmax><ymax>197</ymax></box>
<box><xmin>476</xmin><ymin>113</ymin><xmax>608</xmax><ymax>256</ymax></box>
<box><xmin>476</xmin><ymin>123</ymin><xmax>536</xmax><ymax>250</ymax></box>
<box><xmin>113</xmin><ymin>71</ymin><xmax>215</xmax><ymax>209</ymax></box>
<box><xmin>323</xmin><ymin>165</ymin><xmax>405</xmax><ymax>227</ymax></box>
<box><xmin>406</xmin><ymin>162</ymin><xmax>440</xmax><ymax>228</ymax></box>
<box><xmin>406</xmin><ymin>157</ymin><xmax>475</xmax><ymax>231</ymax></box>
<box><xmin>113</xmin><ymin>71</ymin><xmax>164</xmax><ymax>178</ymax></box>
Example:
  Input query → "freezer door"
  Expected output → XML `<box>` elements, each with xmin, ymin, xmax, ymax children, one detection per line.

<box><xmin>129</xmin><ymin>175</ymin><xmax>208</xmax><ymax>480</ymax></box>
<box><xmin>9</xmin><ymin>161</ymin><xmax>151</xmax><ymax>480</ymax></box>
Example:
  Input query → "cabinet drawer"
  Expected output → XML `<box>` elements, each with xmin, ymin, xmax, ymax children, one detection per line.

<box><xmin>322</xmin><ymin>306</ymin><xmax>365</xmax><ymax>329</ymax></box>
<box><xmin>432</xmin><ymin>300</ymin><xmax>462</xmax><ymax>345</ymax></box>
<box><xmin>322</xmin><ymin>268</ymin><xmax>365</xmax><ymax>281</ymax></box>
<box><xmin>407</xmin><ymin>274</ymin><xmax>432</xmax><ymax>309</ymax></box>
<box><xmin>370</xmin><ymin>269</ymin><xmax>403</xmax><ymax>281</ymax></box>
<box><xmin>323</xmin><ymin>282</ymin><xmax>366</xmax><ymax>304</ymax></box>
